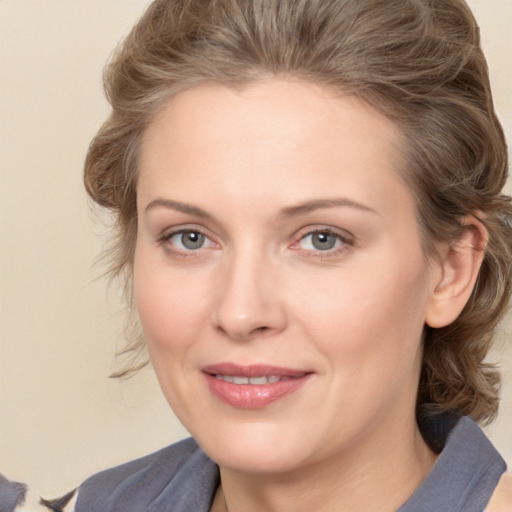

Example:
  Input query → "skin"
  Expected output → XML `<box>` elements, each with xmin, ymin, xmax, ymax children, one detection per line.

<box><xmin>134</xmin><ymin>79</ymin><xmax>477</xmax><ymax>512</ymax></box>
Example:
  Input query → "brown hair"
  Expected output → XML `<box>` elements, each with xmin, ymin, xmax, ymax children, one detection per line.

<box><xmin>85</xmin><ymin>0</ymin><xmax>512</xmax><ymax>424</ymax></box>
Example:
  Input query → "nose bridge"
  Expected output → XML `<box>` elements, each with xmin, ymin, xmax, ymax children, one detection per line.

<box><xmin>213</xmin><ymin>241</ymin><xmax>285</xmax><ymax>340</ymax></box>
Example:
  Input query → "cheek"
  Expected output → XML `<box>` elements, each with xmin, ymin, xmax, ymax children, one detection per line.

<box><xmin>133</xmin><ymin>248</ymin><xmax>209</xmax><ymax>358</ymax></box>
<box><xmin>298</xmin><ymin>256</ymin><xmax>431</xmax><ymax>425</ymax></box>
<box><xmin>296</xmin><ymin>252</ymin><xmax>431</xmax><ymax>363</ymax></box>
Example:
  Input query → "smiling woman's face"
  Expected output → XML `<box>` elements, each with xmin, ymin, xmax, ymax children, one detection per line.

<box><xmin>134</xmin><ymin>79</ymin><xmax>442</xmax><ymax>474</ymax></box>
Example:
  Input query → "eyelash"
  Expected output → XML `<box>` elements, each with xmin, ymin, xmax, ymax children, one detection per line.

<box><xmin>157</xmin><ymin>228</ymin><xmax>217</xmax><ymax>258</ymax></box>
<box><xmin>291</xmin><ymin>228</ymin><xmax>353</xmax><ymax>258</ymax></box>
<box><xmin>157</xmin><ymin>226</ymin><xmax>353</xmax><ymax>259</ymax></box>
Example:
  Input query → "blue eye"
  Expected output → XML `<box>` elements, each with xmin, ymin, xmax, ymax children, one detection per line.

<box><xmin>299</xmin><ymin>231</ymin><xmax>344</xmax><ymax>251</ymax></box>
<box><xmin>170</xmin><ymin>230</ymin><xmax>208</xmax><ymax>250</ymax></box>
<box><xmin>158</xmin><ymin>227</ymin><xmax>218</xmax><ymax>258</ymax></box>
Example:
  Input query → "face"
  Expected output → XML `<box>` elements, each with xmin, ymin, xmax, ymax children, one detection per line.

<box><xmin>134</xmin><ymin>79</ymin><xmax>441</xmax><ymax>475</ymax></box>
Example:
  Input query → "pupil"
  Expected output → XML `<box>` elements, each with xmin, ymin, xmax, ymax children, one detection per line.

<box><xmin>182</xmin><ymin>231</ymin><xmax>204</xmax><ymax>250</ymax></box>
<box><xmin>312</xmin><ymin>232</ymin><xmax>335</xmax><ymax>250</ymax></box>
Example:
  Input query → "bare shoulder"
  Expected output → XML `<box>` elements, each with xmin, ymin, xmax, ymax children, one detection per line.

<box><xmin>485</xmin><ymin>472</ymin><xmax>512</xmax><ymax>512</ymax></box>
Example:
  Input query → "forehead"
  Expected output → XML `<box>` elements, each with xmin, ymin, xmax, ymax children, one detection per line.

<box><xmin>138</xmin><ymin>79</ymin><xmax>411</xmax><ymax>220</ymax></box>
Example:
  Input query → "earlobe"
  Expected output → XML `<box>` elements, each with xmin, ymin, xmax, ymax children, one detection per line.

<box><xmin>425</xmin><ymin>216</ymin><xmax>488</xmax><ymax>329</ymax></box>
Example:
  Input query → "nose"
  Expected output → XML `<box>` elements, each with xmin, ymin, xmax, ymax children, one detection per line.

<box><xmin>211</xmin><ymin>249</ymin><xmax>287</xmax><ymax>342</ymax></box>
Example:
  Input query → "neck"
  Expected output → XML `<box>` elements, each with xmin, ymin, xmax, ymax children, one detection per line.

<box><xmin>211</xmin><ymin>418</ymin><xmax>437</xmax><ymax>512</ymax></box>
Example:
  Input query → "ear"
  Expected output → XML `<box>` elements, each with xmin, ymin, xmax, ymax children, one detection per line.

<box><xmin>425</xmin><ymin>215</ymin><xmax>488</xmax><ymax>329</ymax></box>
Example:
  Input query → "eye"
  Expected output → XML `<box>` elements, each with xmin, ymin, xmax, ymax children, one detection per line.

<box><xmin>172</xmin><ymin>230</ymin><xmax>207</xmax><ymax>250</ymax></box>
<box><xmin>160</xmin><ymin>229</ymin><xmax>216</xmax><ymax>253</ymax></box>
<box><xmin>291</xmin><ymin>227</ymin><xmax>353</xmax><ymax>257</ymax></box>
<box><xmin>300</xmin><ymin>231</ymin><xmax>341</xmax><ymax>251</ymax></box>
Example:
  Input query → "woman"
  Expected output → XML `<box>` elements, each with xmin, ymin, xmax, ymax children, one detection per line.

<box><xmin>76</xmin><ymin>0</ymin><xmax>512</xmax><ymax>510</ymax></box>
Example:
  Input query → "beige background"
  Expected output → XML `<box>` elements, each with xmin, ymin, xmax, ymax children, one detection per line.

<box><xmin>0</xmin><ymin>0</ymin><xmax>511</xmax><ymax>497</ymax></box>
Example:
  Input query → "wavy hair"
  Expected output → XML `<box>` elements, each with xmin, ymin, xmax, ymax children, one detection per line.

<box><xmin>84</xmin><ymin>0</ymin><xmax>512</xmax><ymax>423</ymax></box>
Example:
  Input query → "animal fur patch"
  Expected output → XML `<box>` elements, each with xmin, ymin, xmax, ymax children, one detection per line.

<box><xmin>0</xmin><ymin>473</ymin><xmax>76</xmax><ymax>512</ymax></box>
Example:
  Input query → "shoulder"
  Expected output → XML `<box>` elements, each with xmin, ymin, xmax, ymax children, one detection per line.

<box><xmin>76</xmin><ymin>437</ymin><xmax>214</xmax><ymax>512</ymax></box>
<box><xmin>485</xmin><ymin>472</ymin><xmax>512</xmax><ymax>512</ymax></box>
<box><xmin>404</xmin><ymin>412</ymin><xmax>508</xmax><ymax>511</ymax></box>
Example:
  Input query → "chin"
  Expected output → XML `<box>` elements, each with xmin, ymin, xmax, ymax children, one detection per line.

<box><xmin>191</xmin><ymin>419</ymin><xmax>317</xmax><ymax>475</ymax></box>
<box><xmin>212</xmin><ymin>446</ymin><xmax>308</xmax><ymax>475</ymax></box>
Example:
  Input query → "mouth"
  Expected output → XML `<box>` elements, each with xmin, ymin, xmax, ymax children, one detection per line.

<box><xmin>201</xmin><ymin>363</ymin><xmax>313</xmax><ymax>409</ymax></box>
<box><xmin>213</xmin><ymin>374</ymin><xmax>302</xmax><ymax>384</ymax></box>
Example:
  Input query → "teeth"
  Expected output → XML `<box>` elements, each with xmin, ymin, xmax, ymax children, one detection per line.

<box><xmin>215</xmin><ymin>374</ymin><xmax>286</xmax><ymax>384</ymax></box>
<box><xmin>249</xmin><ymin>376</ymin><xmax>268</xmax><ymax>385</ymax></box>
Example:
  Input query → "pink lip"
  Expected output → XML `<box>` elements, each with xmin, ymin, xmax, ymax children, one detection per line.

<box><xmin>202</xmin><ymin>363</ymin><xmax>313</xmax><ymax>409</ymax></box>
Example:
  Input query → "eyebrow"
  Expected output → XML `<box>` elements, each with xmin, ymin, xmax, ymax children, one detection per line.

<box><xmin>145</xmin><ymin>198</ymin><xmax>212</xmax><ymax>218</ymax></box>
<box><xmin>145</xmin><ymin>197</ymin><xmax>378</xmax><ymax>219</ymax></box>
<box><xmin>278</xmin><ymin>198</ymin><xmax>379</xmax><ymax>219</ymax></box>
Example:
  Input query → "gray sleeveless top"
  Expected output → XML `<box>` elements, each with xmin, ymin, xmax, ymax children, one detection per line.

<box><xmin>75</xmin><ymin>414</ymin><xmax>506</xmax><ymax>512</ymax></box>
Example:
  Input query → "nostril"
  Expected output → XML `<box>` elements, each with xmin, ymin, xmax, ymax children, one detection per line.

<box><xmin>214</xmin><ymin>322</ymin><xmax>272</xmax><ymax>342</ymax></box>
<box><xmin>211</xmin><ymin>280</ymin><xmax>287</xmax><ymax>340</ymax></box>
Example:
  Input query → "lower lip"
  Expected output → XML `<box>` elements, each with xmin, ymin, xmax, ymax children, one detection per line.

<box><xmin>204</xmin><ymin>374</ymin><xmax>311</xmax><ymax>409</ymax></box>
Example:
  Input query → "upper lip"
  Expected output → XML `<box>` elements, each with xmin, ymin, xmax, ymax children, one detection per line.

<box><xmin>202</xmin><ymin>363</ymin><xmax>311</xmax><ymax>377</ymax></box>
